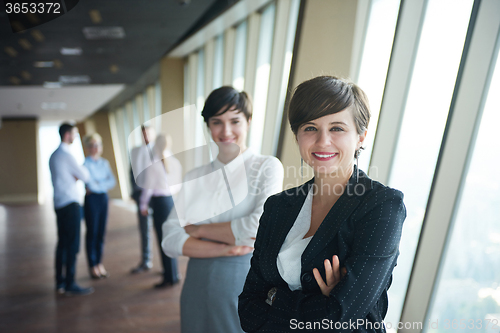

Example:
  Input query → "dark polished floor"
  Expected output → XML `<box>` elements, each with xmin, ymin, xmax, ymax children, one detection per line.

<box><xmin>0</xmin><ymin>200</ymin><xmax>187</xmax><ymax>333</ymax></box>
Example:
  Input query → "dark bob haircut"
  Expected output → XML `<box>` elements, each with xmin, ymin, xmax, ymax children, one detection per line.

<box><xmin>201</xmin><ymin>86</ymin><xmax>252</xmax><ymax>124</ymax></box>
<box><xmin>59</xmin><ymin>122</ymin><xmax>75</xmax><ymax>140</ymax></box>
<box><xmin>288</xmin><ymin>76</ymin><xmax>370</xmax><ymax>136</ymax></box>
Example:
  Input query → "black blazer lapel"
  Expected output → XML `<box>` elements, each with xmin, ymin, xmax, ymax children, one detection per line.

<box><xmin>301</xmin><ymin>168</ymin><xmax>373</xmax><ymax>266</ymax></box>
<box><xmin>263</xmin><ymin>179</ymin><xmax>314</xmax><ymax>285</ymax></box>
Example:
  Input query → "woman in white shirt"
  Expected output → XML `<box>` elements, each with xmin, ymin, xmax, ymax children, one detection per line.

<box><xmin>162</xmin><ymin>86</ymin><xmax>284</xmax><ymax>333</ymax></box>
<box><xmin>140</xmin><ymin>134</ymin><xmax>182</xmax><ymax>288</ymax></box>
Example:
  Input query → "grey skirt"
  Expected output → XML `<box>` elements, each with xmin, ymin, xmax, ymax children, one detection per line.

<box><xmin>180</xmin><ymin>253</ymin><xmax>252</xmax><ymax>333</ymax></box>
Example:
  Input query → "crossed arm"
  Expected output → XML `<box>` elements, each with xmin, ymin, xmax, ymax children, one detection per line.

<box><xmin>164</xmin><ymin>158</ymin><xmax>284</xmax><ymax>259</ymax></box>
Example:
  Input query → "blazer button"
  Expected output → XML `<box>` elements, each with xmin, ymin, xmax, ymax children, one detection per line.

<box><xmin>301</xmin><ymin>272</ymin><xmax>313</xmax><ymax>283</ymax></box>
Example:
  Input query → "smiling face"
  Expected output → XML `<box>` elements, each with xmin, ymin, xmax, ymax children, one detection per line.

<box><xmin>296</xmin><ymin>108</ymin><xmax>366</xmax><ymax>177</ymax></box>
<box><xmin>207</xmin><ymin>106</ymin><xmax>251</xmax><ymax>152</ymax></box>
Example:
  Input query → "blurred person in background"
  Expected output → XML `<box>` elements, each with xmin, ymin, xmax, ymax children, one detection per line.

<box><xmin>130</xmin><ymin>125</ymin><xmax>156</xmax><ymax>274</ymax></box>
<box><xmin>82</xmin><ymin>133</ymin><xmax>116</xmax><ymax>279</ymax></box>
<box><xmin>49</xmin><ymin>122</ymin><xmax>93</xmax><ymax>296</ymax></box>
<box><xmin>140</xmin><ymin>134</ymin><xmax>183</xmax><ymax>288</ymax></box>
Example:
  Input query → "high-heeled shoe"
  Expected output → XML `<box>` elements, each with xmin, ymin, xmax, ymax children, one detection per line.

<box><xmin>98</xmin><ymin>264</ymin><xmax>109</xmax><ymax>278</ymax></box>
<box><xmin>89</xmin><ymin>266</ymin><xmax>101</xmax><ymax>279</ymax></box>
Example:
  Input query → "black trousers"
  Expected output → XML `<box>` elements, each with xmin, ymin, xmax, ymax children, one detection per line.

<box><xmin>150</xmin><ymin>196</ymin><xmax>179</xmax><ymax>283</ymax></box>
<box><xmin>132</xmin><ymin>190</ymin><xmax>152</xmax><ymax>266</ymax></box>
<box><xmin>84</xmin><ymin>193</ymin><xmax>108</xmax><ymax>267</ymax></box>
<box><xmin>55</xmin><ymin>202</ymin><xmax>81</xmax><ymax>287</ymax></box>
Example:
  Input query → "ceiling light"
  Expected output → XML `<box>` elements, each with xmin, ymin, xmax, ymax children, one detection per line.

<box><xmin>83</xmin><ymin>27</ymin><xmax>125</xmax><ymax>40</ymax></box>
<box><xmin>60</xmin><ymin>47</ymin><xmax>82</xmax><ymax>55</ymax></box>
<box><xmin>31</xmin><ymin>30</ymin><xmax>45</xmax><ymax>42</ymax></box>
<box><xmin>21</xmin><ymin>71</ymin><xmax>32</xmax><ymax>80</ymax></box>
<box><xmin>41</xmin><ymin>102</ymin><xmax>67</xmax><ymax>110</ymax></box>
<box><xmin>26</xmin><ymin>13</ymin><xmax>41</xmax><ymax>24</ymax></box>
<box><xmin>19</xmin><ymin>39</ymin><xmax>32</xmax><ymax>50</ymax></box>
<box><xmin>5</xmin><ymin>46</ymin><xmax>17</xmax><ymax>57</ymax></box>
<box><xmin>59</xmin><ymin>75</ymin><xmax>91</xmax><ymax>84</ymax></box>
<box><xmin>53</xmin><ymin>59</ymin><xmax>63</xmax><ymax>68</ymax></box>
<box><xmin>89</xmin><ymin>10</ymin><xmax>102</xmax><ymax>24</ymax></box>
<box><xmin>11</xmin><ymin>21</ymin><xmax>25</xmax><ymax>32</ymax></box>
<box><xmin>44</xmin><ymin>81</ymin><xmax>62</xmax><ymax>88</ymax></box>
<box><xmin>34</xmin><ymin>61</ymin><xmax>54</xmax><ymax>68</ymax></box>
<box><xmin>10</xmin><ymin>76</ymin><xmax>21</xmax><ymax>85</ymax></box>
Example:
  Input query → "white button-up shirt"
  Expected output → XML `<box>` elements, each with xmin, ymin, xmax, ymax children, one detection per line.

<box><xmin>139</xmin><ymin>150</ymin><xmax>183</xmax><ymax>211</ymax></box>
<box><xmin>162</xmin><ymin>148</ymin><xmax>284</xmax><ymax>257</ymax></box>
<box><xmin>49</xmin><ymin>143</ymin><xmax>90</xmax><ymax>209</ymax></box>
<box><xmin>277</xmin><ymin>186</ymin><xmax>313</xmax><ymax>291</ymax></box>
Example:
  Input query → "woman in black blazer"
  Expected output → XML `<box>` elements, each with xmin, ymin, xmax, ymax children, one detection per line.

<box><xmin>238</xmin><ymin>76</ymin><xmax>406</xmax><ymax>332</ymax></box>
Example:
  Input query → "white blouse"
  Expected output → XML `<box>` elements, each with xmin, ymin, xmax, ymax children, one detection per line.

<box><xmin>162</xmin><ymin>148</ymin><xmax>284</xmax><ymax>258</ymax></box>
<box><xmin>139</xmin><ymin>150</ymin><xmax>183</xmax><ymax>211</ymax></box>
<box><xmin>277</xmin><ymin>187</ymin><xmax>313</xmax><ymax>291</ymax></box>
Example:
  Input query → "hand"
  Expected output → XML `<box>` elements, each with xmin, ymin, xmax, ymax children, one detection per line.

<box><xmin>140</xmin><ymin>209</ymin><xmax>149</xmax><ymax>216</ymax></box>
<box><xmin>224</xmin><ymin>245</ymin><xmax>254</xmax><ymax>256</ymax></box>
<box><xmin>184</xmin><ymin>224</ymin><xmax>201</xmax><ymax>238</ymax></box>
<box><xmin>313</xmin><ymin>255</ymin><xmax>347</xmax><ymax>297</ymax></box>
<box><xmin>86</xmin><ymin>188</ymin><xmax>92</xmax><ymax>195</ymax></box>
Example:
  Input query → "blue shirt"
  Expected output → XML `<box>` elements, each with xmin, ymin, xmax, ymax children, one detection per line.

<box><xmin>84</xmin><ymin>156</ymin><xmax>116</xmax><ymax>194</ymax></box>
<box><xmin>49</xmin><ymin>143</ymin><xmax>90</xmax><ymax>209</ymax></box>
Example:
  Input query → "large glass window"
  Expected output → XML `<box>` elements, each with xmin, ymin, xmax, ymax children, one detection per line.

<box><xmin>155</xmin><ymin>81</ymin><xmax>161</xmax><ymax>117</ymax></box>
<box><xmin>135</xmin><ymin>95</ymin><xmax>144</xmax><ymax>125</ymax></box>
<box><xmin>248</xmin><ymin>2</ymin><xmax>276</xmax><ymax>153</ymax></box>
<box><xmin>130</xmin><ymin>100</ymin><xmax>141</xmax><ymax>146</ymax></box>
<box><xmin>115</xmin><ymin>107</ymin><xmax>130</xmax><ymax>189</ymax></box>
<box><xmin>213</xmin><ymin>34</ymin><xmax>224</xmax><ymax>90</ymax></box>
<box><xmin>195</xmin><ymin>49</ymin><xmax>206</xmax><ymax>150</ymax></box>
<box><xmin>184</xmin><ymin>61</ymin><xmax>190</xmax><ymax>108</ymax></box>
<box><xmin>142</xmin><ymin>91</ymin><xmax>150</xmax><ymax>122</ymax></box>
<box><xmin>386</xmin><ymin>0</ymin><xmax>474</xmax><ymax>327</ymax></box>
<box><xmin>356</xmin><ymin>0</ymin><xmax>401</xmax><ymax>171</ymax></box>
<box><xmin>233</xmin><ymin>20</ymin><xmax>248</xmax><ymax>91</ymax></box>
<box><xmin>38</xmin><ymin>121</ymin><xmax>82</xmax><ymax>200</ymax></box>
<box><xmin>425</xmin><ymin>44</ymin><xmax>500</xmax><ymax>333</ymax></box>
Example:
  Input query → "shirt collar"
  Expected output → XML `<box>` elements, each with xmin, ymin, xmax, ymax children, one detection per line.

<box><xmin>60</xmin><ymin>142</ymin><xmax>71</xmax><ymax>152</ymax></box>
<box><xmin>212</xmin><ymin>147</ymin><xmax>254</xmax><ymax>171</ymax></box>
<box><xmin>85</xmin><ymin>156</ymin><xmax>101</xmax><ymax>163</ymax></box>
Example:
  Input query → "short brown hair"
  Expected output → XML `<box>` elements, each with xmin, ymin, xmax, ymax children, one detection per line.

<box><xmin>288</xmin><ymin>76</ymin><xmax>370</xmax><ymax>136</ymax></box>
<box><xmin>201</xmin><ymin>86</ymin><xmax>252</xmax><ymax>124</ymax></box>
<box><xmin>59</xmin><ymin>122</ymin><xmax>75</xmax><ymax>140</ymax></box>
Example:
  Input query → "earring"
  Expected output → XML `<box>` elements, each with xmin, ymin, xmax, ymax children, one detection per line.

<box><xmin>355</xmin><ymin>149</ymin><xmax>360</xmax><ymax>183</ymax></box>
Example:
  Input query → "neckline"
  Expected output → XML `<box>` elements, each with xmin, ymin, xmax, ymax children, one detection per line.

<box><xmin>212</xmin><ymin>147</ymin><xmax>253</xmax><ymax>169</ymax></box>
